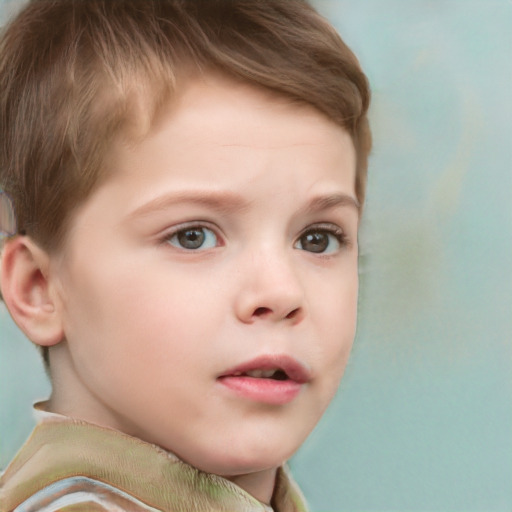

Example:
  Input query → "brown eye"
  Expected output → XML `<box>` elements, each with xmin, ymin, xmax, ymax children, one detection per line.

<box><xmin>167</xmin><ymin>226</ymin><xmax>218</xmax><ymax>250</ymax></box>
<box><xmin>295</xmin><ymin>228</ymin><xmax>343</xmax><ymax>254</ymax></box>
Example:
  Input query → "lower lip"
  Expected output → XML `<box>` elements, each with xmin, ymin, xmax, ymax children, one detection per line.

<box><xmin>218</xmin><ymin>376</ymin><xmax>303</xmax><ymax>405</ymax></box>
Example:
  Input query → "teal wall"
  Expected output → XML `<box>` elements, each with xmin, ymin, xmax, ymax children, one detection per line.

<box><xmin>1</xmin><ymin>1</ymin><xmax>511</xmax><ymax>510</ymax></box>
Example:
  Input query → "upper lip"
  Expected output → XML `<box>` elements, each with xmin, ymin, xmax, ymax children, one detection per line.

<box><xmin>218</xmin><ymin>354</ymin><xmax>311</xmax><ymax>384</ymax></box>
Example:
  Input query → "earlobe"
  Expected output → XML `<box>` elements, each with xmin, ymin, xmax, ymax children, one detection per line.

<box><xmin>0</xmin><ymin>236</ymin><xmax>64</xmax><ymax>347</ymax></box>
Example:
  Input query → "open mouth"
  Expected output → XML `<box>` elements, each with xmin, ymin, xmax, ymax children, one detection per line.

<box><xmin>219</xmin><ymin>355</ymin><xmax>310</xmax><ymax>384</ymax></box>
<box><xmin>217</xmin><ymin>356</ymin><xmax>309</xmax><ymax>405</ymax></box>
<box><xmin>231</xmin><ymin>369</ymin><xmax>289</xmax><ymax>381</ymax></box>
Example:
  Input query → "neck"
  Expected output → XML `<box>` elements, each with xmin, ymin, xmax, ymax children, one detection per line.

<box><xmin>225</xmin><ymin>467</ymin><xmax>278</xmax><ymax>505</ymax></box>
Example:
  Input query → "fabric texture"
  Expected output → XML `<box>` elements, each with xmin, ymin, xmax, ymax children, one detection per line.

<box><xmin>0</xmin><ymin>404</ymin><xmax>308</xmax><ymax>512</ymax></box>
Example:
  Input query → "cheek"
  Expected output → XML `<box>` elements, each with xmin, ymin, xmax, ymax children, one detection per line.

<box><xmin>62</xmin><ymin>257</ymin><xmax>222</xmax><ymax>373</ymax></box>
<box><xmin>314</xmin><ymin>263</ymin><xmax>358</xmax><ymax>332</ymax></box>
<box><xmin>309</xmin><ymin>267</ymin><xmax>358</xmax><ymax>388</ymax></box>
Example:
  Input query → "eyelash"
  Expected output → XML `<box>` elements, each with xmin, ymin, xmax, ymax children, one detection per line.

<box><xmin>294</xmin><ymin>223</ymin><xmax>349</xmax><ymax>255</ymax></box>
<box><xmin>161</xmin><ymin>222</ymin><xmax>222</xmax><ymax>251</ymax></box>
<box><xmin>160</xmin><ymin>222</ymin><xmax>349</xmax><ymax>254</ymax></box>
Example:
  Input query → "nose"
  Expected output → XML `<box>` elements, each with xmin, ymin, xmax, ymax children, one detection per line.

<box><xmin>234</xmin><ymin>248</ymin><xmax>305</xmax><ymax>325</ymax></box>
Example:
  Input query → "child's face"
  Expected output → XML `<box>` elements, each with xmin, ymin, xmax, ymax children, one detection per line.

<box><xmin>51</xmin><ymin>75</ymin><xmax>359</xmax><ymax>477</ymax></box>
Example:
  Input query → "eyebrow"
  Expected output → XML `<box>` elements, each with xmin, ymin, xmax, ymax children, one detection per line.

<box><xmin>127</xmin><ymin>190</ymin><xmax>359</xmax><ymax>221</ymax></box>
<box><xmin>127</xmin><ymin>191</ymin><xmax>250</xmax><ymax>219</ymax></box>
<box><xmin>303</xmin><ymin>193</ymin><xmax>360</xmax><ymax>214</ymax></box>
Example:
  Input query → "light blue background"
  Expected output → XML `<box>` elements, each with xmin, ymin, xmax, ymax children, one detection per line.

<box><xmin>1</xmin><ymin>1</ymin><xmax>511</xmax><ymax>511</ymax></box>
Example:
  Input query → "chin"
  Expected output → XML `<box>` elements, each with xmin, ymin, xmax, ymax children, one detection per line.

<box><xmin>208</xmin><ymin>441</ymin><xmax>299</xmax><ymax>477</ymax></box>
<box><xmin>177</xmin><ymin>442</ymin><xmax>281</xmax><ymax>477</ymax></box>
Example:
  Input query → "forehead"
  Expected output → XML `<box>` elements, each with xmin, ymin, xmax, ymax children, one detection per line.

<box><xmin>75</xmin><ymin>74</ymin><xmax>356</xmax><ymax>214</ymax></box>
<box><xmin>167</xmin><ymin>74</ymin><xmax>347</xmax><ymax>143</ymax></box>
<box><xmin>109</xmin><ymin>74</ymin><xmax>356</xmax><ymax>179</ymax></box>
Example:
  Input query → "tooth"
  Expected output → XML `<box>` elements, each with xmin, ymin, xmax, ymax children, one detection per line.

<box><xmin>245</xmin><ymin>370</ymin><xmax>264</xmax><ymax>378</ymax></box>
<box><xmin>245</xmin><ymin>369</ymin><xmax>277</xmax><ymax>378</ymax></box>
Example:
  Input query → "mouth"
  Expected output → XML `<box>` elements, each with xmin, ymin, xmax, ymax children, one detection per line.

<box><xmin>231</xmin><ymin>368</ymin><xmax>289</xmax><ymax>380</ymax></box>
<box><xmin>219</xmin><ymin>354</ymin><xmax>311</xmax><ymax>383</ymax></box>
<box><xmin>217</xmin><ymin>355</ymin><xmax>310</xmax><ymax>405</ymax></box>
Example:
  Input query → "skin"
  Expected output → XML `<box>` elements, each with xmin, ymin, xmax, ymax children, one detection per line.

<box><xmin>12</xmin><ymin>75</ymin><xmax>360</xmax><ymax>504</ymax></box>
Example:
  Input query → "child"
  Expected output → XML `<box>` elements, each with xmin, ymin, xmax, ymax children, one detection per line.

<box><xmin>0</xmin><ymin>0</ymin><xmax>371</xmax><ymax>510</ymax></box>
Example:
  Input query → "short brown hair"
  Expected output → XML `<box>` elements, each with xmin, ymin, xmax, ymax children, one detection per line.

<box><xmin>0</xmin><ymin>0</ymin><xmax>371</xmax><ymax>364</ymax></box>
<box><xmin>1</xmin><ymin>0</ymin><xmax>370</xmax><ymax>248</ymax></box>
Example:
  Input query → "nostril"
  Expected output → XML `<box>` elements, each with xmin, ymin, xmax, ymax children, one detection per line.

<box><xmin>254</xmin><ymin>307</ymin><xmax>272</xmax><ymax>317</ymax></box>
<box><xmin>250</xmin><ymin>306</ymin><xmax>302</xmax><ymax>321</ymax></box>
<box><xmin>286</xmin><ymin>308</ymin><xmax>300</xmax><ymax>320</ymax></box>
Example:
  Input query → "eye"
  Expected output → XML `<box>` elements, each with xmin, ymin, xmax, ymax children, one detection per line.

<box><xmin>166</xmin><ymin>225</ymin><xmax>219</xmax><ymax>250</ymax></box>
<box><xmin>294</xmin><ymin>226</ymin><xmax>345</xmax><ymax>254</ymax></box>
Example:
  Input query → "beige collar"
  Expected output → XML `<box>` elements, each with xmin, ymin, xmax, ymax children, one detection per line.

<box><xmin>0</xmin><ymin>402</ymin><xmax>308</xmax><ymax>512</ymax></box>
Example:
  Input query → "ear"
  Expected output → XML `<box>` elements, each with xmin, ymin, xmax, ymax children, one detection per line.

<box><xmin>0</xmin><ymin>236</ymin><xmax>64</xmax><ymax>347</ymax></box>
